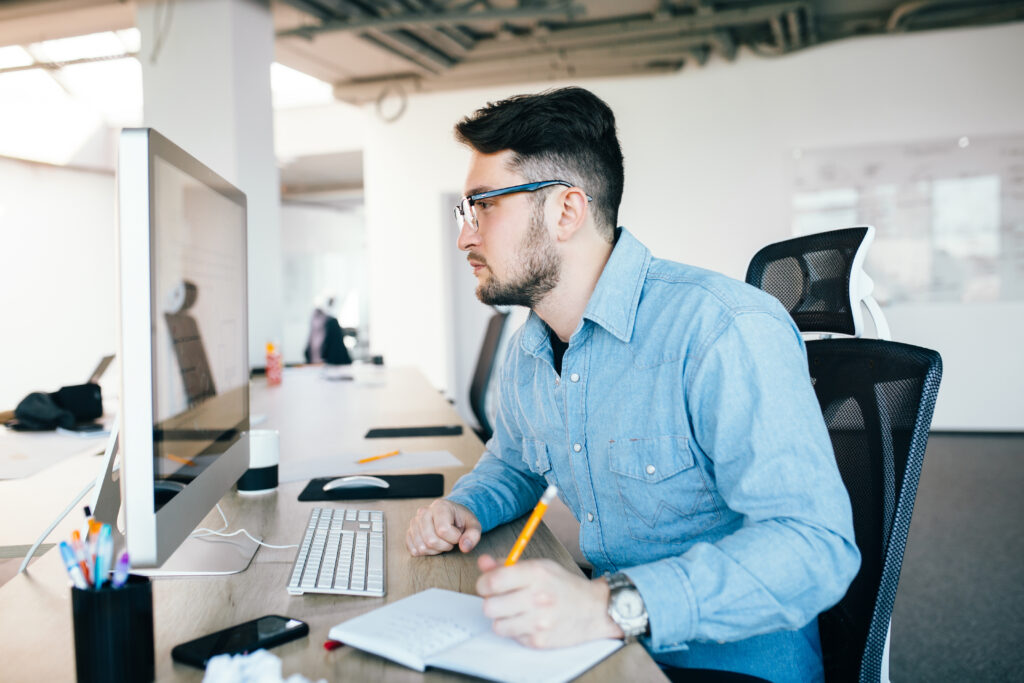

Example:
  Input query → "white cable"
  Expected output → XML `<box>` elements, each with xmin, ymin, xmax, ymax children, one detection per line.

<box><xmin>18</xmin><ymin>477</ymin><xmax>94</xmax><ymax>573</ymax></box>
<box><xmin>20</xmin><ymin>422</ymin><xmax>120</xmax><ymax>573</ymax></box>
<box><xmin>190</xmin><ymin>504</ymin><xmax>297</xmax><ymax>550</ymax></box>
<box><xmin>191</xmin><ymin>527</ymin><xmax>298</xmax><ymax>550</ymax></box>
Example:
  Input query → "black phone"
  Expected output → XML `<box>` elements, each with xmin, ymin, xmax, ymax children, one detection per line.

<box><xmin>171</xmin><ymin>615</ymin><xmax>309</xmax><ymax>669</ymax></box>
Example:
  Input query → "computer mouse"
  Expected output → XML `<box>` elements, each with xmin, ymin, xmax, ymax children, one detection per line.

<box><xmin>322</xmin><ymin>475</ymin><xmax>390</xmax><ymax>491</ymax></box>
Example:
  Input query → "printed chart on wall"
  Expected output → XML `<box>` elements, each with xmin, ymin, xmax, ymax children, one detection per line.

<box><xmin>791</xmin><ymin>134</ymin><xmax>1024</xmax><ymax>305</ymax></box>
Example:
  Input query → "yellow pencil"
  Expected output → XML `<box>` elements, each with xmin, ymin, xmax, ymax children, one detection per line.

<box><xmin>356</xmin><ymin>449</ymin><xmax>400</xmax><ymax>465</ymax></box>
<box><xmin>504</xmin><ymin>485</ymin><xmax>558</xmax><ymax>566</ymax></box>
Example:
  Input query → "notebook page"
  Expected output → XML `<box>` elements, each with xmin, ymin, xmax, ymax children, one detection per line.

<box><xmin>328</xmin><ymin>588</ymin><xmax>491</xmax><ymax>671</ymax></box>
<box><xmin>429</xmin><ymin>629</ymin><xmax>624</xmax><ymax>683</ymax></box>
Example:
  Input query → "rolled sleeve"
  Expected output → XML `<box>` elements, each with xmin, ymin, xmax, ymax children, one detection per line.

<box><xmin>446</xmin><ymin>363</ymin><xmax>547</xmax><ymax>533</ymax></box>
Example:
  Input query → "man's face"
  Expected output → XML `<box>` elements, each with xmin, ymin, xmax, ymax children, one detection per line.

<box><xmin>457</xmin><ymin>150</ymin><xmax>561</xmax><ymax>308</ymax></box>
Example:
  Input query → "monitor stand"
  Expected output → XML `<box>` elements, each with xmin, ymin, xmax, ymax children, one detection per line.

<box><xmin>91</xmin><ymin>425</ymin><xmax>260</xmax><ymax>577</ymax></box>
<box><xmin>134</xmin><ymin>532</ymin><xmax>259</xmax><ymax>577</ymax></box>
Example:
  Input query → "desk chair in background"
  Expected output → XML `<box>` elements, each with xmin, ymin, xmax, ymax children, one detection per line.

<box><xmin>468</xmin><ymin>309</ymin><xmax>509</xmax><ymax>442</ymax></box>
<box><xmin>164</xmin><ymin>280</ymin><xmax>217</xmax><ymax>407</ymax></box>
<box><xmin>746</xmin><ymin>226</ymin><xmax>942</xmax><ymax>683</ymax></box>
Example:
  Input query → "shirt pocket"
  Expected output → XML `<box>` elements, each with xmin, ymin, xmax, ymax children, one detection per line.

<box><xmin>607</xmin><ymin>436</ymin><xmax>721</xmax><ymax>545</ymax></box>
<box><xmin>521</xmin><ymin>438</ymin><xmax>553</xmax><ymax>478</ymax></box>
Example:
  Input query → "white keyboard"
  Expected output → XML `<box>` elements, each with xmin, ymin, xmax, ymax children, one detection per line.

<box><xmin>287</xmin><ymin>507</ymin><xmax>386</xmax><ymax>597</ymax></box>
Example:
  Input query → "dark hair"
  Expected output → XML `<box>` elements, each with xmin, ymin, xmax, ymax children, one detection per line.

<box><xmin>454</xmin><ymin>87</ymin><xmax>624</xmax><ymax>241</ymax></box>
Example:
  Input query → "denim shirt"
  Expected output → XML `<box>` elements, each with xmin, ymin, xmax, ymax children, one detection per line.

<box><xmin>447</xmin><ymin>228</ymin><xmax>860</xmax><ymax>681</ymax></box>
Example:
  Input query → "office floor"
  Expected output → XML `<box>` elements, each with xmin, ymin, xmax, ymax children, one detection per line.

<box><xmin>1</xmin><ymin>434</ymin><xmax>1020</xmax><ymax>680</ymax></box>
<box><xmin>890</xmin><ymin>433</ymin><xmax>1024</xmax><ymax>681</ymax></box>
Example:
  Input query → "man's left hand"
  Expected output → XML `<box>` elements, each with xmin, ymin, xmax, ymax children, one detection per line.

<box><xmin>475</xmin><ymin>554</ymin><xmax>624</xmax><ymax>648</ymax></box>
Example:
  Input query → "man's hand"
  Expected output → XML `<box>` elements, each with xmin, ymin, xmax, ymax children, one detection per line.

<box><xmin>406</xmin><ymin>498</ymin><xmax>482</xmax><ymax>556</ymax></box>
<box><xmin>475</xmin><ymin>554</ymin><xmax>624</xmax><ymax>648</ymax></box>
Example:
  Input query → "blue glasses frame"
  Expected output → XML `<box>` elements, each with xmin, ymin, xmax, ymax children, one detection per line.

<box><xmin>454</xmin><ymin>180</ymin><xmax>593</xmax><ymax>232</ymax></box>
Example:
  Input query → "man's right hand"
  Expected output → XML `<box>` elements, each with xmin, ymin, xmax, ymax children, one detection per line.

<box><xmin>406</xmin><ymin>499</ymin><xmax>482</xmax><ymax>556</ymax></box>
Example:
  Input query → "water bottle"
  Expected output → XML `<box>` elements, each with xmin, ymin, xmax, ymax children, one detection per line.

<box><xmin>265</xmin><ymin>342</ymin><xmax>282</xmax><ymax>386</ymax></box>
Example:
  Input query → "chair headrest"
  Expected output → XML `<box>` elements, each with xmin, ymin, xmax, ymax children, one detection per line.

<box><xmin>745</xmin><ymin>226</ymin><xmax>890</xmax><ymax>339</ymax></box>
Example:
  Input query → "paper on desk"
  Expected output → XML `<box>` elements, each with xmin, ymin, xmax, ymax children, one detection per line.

<box><xmin>0</xmin><ymin>428</ymin><xmax>105</xmax><ymax>480</ymax></box>
<box><xmin>279</xmin><ymin>450</ymin><xmax>462</xmax><ymax>484</ymax></box>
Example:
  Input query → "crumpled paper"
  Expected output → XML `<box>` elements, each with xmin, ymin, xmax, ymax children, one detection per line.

<box><xmin>202</xmin><ymin>649</ymin><xmax>325</xmax><ymax>683</ymax></box>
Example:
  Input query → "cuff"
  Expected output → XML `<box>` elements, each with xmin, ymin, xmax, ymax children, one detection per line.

<box><xmin>624</xmin><ymin>559</ymin><xmax>697</xmax><ymax>654</ymax></box>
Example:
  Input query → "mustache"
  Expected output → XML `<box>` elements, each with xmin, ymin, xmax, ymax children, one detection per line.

<box><xmin>467</xmin><ymin>252</ymin><xmax>488</xmax><ymax>266</ymax></box>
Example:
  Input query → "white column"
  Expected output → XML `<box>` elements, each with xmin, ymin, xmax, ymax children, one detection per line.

<box><xmin>137</xmin><ymin>0</ymin><xmax>283</xmax><ymax>368</ymax></box>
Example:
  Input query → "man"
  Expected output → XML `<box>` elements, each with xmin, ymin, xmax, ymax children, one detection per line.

<box><xmin>406</xmin><ymin>87</ymin><xmax>860</xmax><ymax>682</ymax></box>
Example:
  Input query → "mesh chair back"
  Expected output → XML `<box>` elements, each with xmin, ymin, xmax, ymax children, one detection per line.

<box><xmin>469</xmin><ymin>310</ymin><xmax>509</xmax><ymax>441</ymax></box>
<box><xmin>807</xmin><ymin>339</ymin><xmax>942</xmax><ymax>683</ymax></box>
<box><xmin>745</xmin><ymin>227</ymin><xmax>870</xmax><ymax>336</ymax></box>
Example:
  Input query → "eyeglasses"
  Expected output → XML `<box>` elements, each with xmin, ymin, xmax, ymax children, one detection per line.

<box><xmin>453</xmin><ymin>180</ymin><xmax>593</xmax><ymax>233</ymax></box>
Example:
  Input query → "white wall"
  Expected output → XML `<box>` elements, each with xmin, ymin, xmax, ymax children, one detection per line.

<box><xmin>0</xmin><ymin>158</ymin><xmax>117</xmax><ymax>410</ymax></box>
<box><xmin>361</xmin><ymin>23</ymin><xmax>1024</xmax><ymax>431</ymax></box>
<box><xmin>139</xmin><ymin>0</ymin><xmax>284</xmax><ymax>369</ymax></box>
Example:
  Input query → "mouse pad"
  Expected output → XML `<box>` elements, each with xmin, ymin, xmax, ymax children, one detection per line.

<box><xmin>364</xmin><ymin>425</ymin><xmax>463</xmax><ymax>438</ymax></box>
<box><xmin>298</xmin><ymin>474</ymin><xmax>444</xmax><ymax>502</ymax></box>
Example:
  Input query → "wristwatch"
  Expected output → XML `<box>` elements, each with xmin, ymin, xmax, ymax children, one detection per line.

<box><xmin>606</xmin><ymin>572</ymin><xmax>649</xmax><ymax>639</ymax></box>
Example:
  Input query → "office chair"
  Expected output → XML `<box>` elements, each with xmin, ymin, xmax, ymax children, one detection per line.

<box><xmin>468</xmin><ymin>309</ymin><xmax>509</xmax><ymax>442</ymax></box>
<box><xmin>163</xmin><ymin>280</ymin><xmax>217</xmax><ymax>407</ymax></box>
<box><xmin>746</xmin><ymin>226</ymin><xmax>942</xmax><ymax>683</ymax></box>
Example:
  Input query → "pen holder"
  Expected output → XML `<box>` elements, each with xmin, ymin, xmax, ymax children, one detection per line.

<box><xmin>71</xmin><ymin>574</ymin><xmax>155</xmax><ymax>683</ymax></box>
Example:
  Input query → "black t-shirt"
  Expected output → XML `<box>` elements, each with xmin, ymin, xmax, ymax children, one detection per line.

<box><xmin>549</xmin><ymin>329</ymin><xmax>568</xmax><ymax>376</ymax></box>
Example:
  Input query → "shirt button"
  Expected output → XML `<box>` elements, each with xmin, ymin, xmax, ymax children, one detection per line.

<box><xmin>570</xmin><ymin>373</ymin><xmax>580</xmax><ymax>382</ymax></box>
<box><xmin>573</xmin><ymin>443</ymin><xmax>582</xmax><ymax>453</ymax></box>
<box><xmin>646</xmin><ymin>464</ymin><xmax>656</xmax><ymax>475</ymax></box>
<box><xmin>587</xmin><ymin>513</ymin><xmax>594</xmax><ymax>522</ymax></box>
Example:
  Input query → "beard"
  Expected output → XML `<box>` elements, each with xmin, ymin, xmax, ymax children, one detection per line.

<box><xmin>475</xmin><ymin>202</ymin><xmax>561</xmax><ymax>308</ymax></box>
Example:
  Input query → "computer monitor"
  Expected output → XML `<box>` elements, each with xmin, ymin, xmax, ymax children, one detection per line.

<box><xmin>93</xmin><ymin>127</ymin><xmax>258</xmax><ymax>575</ymax></box>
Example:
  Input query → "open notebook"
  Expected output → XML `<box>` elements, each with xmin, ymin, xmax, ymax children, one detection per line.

<box><xmin>328</xmin><ymin>588</ymin><xmax>623</xmax><ymax>683</ymax></box>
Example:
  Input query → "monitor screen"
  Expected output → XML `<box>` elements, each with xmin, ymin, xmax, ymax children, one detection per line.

<box><xmin>117</xmin><ymin>128</ymin><xmax>251</xmax><ymax>569</ymax></box>
<box><xmin>150</xmin><ymin>154</ymin><xmax>248</xmax><ymax>507</ymax></box>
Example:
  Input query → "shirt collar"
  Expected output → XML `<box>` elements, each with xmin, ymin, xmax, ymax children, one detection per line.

<box><xmin>520</xmin><ymin>227</ymin><xmax>651</xmax><ymax>355</ymax></box>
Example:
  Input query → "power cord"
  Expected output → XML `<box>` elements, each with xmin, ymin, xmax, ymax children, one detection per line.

<box><xmin>18</xmin><ymin>421</ymin><xmax>120</xmax><ymax>574</ymax></box>
<box><xmin>191</xmin><ymin>504</ymin><xmax>298</xmax><ymax>550</ymax></box>
<box><xmin>18</xmin><ymin>476</ymin><xmax>95</xmax><ymax>573</ymax></box>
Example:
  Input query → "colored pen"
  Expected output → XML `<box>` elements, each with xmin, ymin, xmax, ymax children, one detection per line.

<box><xmin>504</xmin><ymin>485</ymin><xmax>558</xmax><ymax>566</ymax></box>
<box><xmin>94</xmin><ymin>524</ymin><xmax>113</xmax><ymax>589</ymax></box>
<box><xmin>70</xmin><ymin>530</ymin><xmax>92</xmax><ymax>587</ymax></box>
<box><xmin>356</xmin><ymin>449</ymin><xmax>400</xmax><ymax>465</ymax></box>
<box><xmin>111</xmin><ymin>551</ymin><xmax>131</xmax><ymax>589</ymax></box>
<box><xmin>59</xmin><ymin>542</ymin><xmax>89</xmax><ymax>590</ymax></box>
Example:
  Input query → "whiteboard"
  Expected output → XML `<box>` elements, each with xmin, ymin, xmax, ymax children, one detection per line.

<box><xmin>791</xmin><ymin>134</ymin><xmax>1024</xmax><ymax>306</ymax></box>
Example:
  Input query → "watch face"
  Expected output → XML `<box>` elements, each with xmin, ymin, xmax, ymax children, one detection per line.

<box><xmin>614</xmin><ymin>588</ymin><xmax>645</xmax><ymax>619</ymax></box>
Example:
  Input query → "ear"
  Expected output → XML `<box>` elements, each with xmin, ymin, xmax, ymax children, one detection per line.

<box><xmin>553</xmin><ymin>187</ymin><xmax>589</xmax><ymax>242</ymax></box>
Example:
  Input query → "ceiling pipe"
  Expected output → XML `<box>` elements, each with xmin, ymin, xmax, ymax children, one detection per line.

<box><xmin>887</xmin><ymin>0</ymin><xmax>942</xmax><ymax>32</ymax></box>
<box><xmin>787</xmin><ymin>8</ymin><xmax>802</xmax><ymax>48</ymax></box>
<box><xmin>466</xmin><ymin>2</ymin><xmax>808</xmax><ymax>59</ymax></box>
<box><xmin>277</xmin><ymin>2</ymin><xmax>587</xmax><ymax>38</ymax></box>
<box><xmin>465</xmin><ymin>31</ymin><xmax>720</xmax><ymax>63</ymax></box>
<box><xmin>332</xmin><ymin>60</ymin><xmax>681</xmax><ymax>103</ymax></box>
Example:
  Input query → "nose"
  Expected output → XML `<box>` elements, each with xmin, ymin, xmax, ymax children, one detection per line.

<box><xmin>456</xmin><ymin>221</ymin><xmax>479</xmax><ymax>252</ymax></box>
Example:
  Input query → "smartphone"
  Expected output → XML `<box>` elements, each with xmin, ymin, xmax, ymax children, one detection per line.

<box><xmin>171</xmin><ymin>615</ymin><xmax>309</xmax><ymax>669</ymax></box>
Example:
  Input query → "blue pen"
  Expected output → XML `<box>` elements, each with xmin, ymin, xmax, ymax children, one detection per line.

<box><xmin>94</xmin><ymin>524</ymin><xmax>113</xmax><ymax>589</ymax></box>
<box><xmin>59</xmin><ymin>542</ymin><xmax>89</xmax><ymax>590</ymax></box>
<box><xmin>111</xmin><ymin>551</ymin><xmax>131</xmax><ymax>589</ymax></box>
